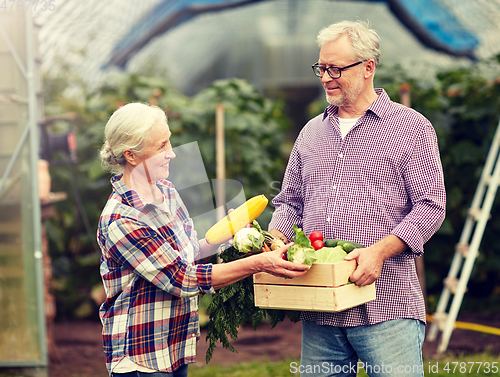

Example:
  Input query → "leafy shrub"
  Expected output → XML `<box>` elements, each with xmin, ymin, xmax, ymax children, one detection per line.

<box><xmin>43</xmin><ymin>74</ymin><xmax>292</xmax><ymax>320</ymax></box>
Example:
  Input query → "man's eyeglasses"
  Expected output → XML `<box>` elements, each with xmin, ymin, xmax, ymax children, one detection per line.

<box><xmin>312</xmin><ymin>60</ymin><xmax>367</xmax><ymax>79</ymax></box>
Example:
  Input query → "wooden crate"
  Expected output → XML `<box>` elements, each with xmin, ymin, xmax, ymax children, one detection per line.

<box><xmin>253</xmin><ymin>261</ymin><xmax>376</xmax><ymax>312</ymax></box>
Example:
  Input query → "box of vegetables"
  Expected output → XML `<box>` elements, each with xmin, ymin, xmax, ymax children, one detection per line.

<box><xmin>253</xmin><ymin>225</ymin><xmax>376</xmax><ymax>312</ymax></box>
<box><xmin>203</xmin><ymin>196</ymin><xmax>375</xmax><ymax>362</ymax></box>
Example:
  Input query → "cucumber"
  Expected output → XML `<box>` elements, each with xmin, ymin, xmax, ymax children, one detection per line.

<box><xmin>350</xmin><ymin>241</ymin><xmax>365</xmax><ymax>248</ymax></box>
<box><xmin>324</xmin><ymin>239</ymin><xmax>364</xmax><ymax>252</ymax></box>
<box><xmin>324</xmin><ymin>239</ymin><xmax>342</xmax><ymax>248</ymax></box>
<box><xmin>341</xmin><ymin>241</ymin><xmax>365</xmax><ymax>252</ymax></box>
<box><xmin>341</xmin><ymin>242</ymin><xmax>356</xmax><ymax>252</ymax></box>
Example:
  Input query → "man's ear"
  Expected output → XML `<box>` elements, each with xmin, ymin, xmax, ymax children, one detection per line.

<box><xmin>123</xmin><ymin>149</ymin><xmax>138</xmax><ymax>166</ymax></box>
<box><xmin>364</xmin><ymin>60</ymin><xmax>376</xmax><ymax>79</ymax></box>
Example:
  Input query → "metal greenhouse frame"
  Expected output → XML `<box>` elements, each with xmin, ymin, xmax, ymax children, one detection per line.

<box><xmin>0</xmin><ymin>8</ymin><xmax>47</xmax><ymax>371</ymax></box>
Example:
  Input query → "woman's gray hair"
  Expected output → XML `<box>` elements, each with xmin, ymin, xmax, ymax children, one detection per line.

<box><xmin>316</xmin><ymin>20</ymin><xmax>380</xmax><ymax>68</ymax></box>
<box><xmin>99</xmin><ymin>102</ymin><xmax>167</xmax><ymax>174</ymax></box>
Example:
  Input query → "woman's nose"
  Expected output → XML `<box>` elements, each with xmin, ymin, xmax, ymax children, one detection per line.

<box><xmin>165</xmin><ymin>149</ymin><xmax>176</xmax><ymax>159</ymax></box>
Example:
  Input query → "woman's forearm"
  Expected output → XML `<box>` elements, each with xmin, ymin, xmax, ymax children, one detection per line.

<box><xmin>210</xmin><ymin>255</ymin><xmax>261</xmax><ymax>290</ymax></box>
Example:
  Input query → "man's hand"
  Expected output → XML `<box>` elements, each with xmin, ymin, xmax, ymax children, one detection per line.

<box><xmin>344</xmin><ymin>235</ymin><xmax>408</xmax><ymax>286</ymax></box>
<box><xmin>344</xmin><ymin>246</ymin><xmax>384</xmax><ymax>286</ymax></box>
<box><xmin>269</xmin><ymin>228</ymin><xmax>289</xmax><ymax>243</ymax></box>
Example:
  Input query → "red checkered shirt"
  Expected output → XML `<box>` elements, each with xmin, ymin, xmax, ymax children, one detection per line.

<box><xmin>98</xmin><ymin>176</ymin><xmax>214</xmax><ymax>374</ymax></box>
<box><xmin>269</xmin><ymin>89</ymin><xmax>446</xmax><ymax>327</ymax></box>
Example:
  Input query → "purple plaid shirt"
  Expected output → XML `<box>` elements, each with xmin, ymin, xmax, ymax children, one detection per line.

<box><xmin>269</xmin><ymin>89</ymin><xmax>446</xmax><ymax>327</ymax></box>
<box><xmin>98</xmin><ymin>175</ymin><xmax>214</xmax><ymax>374</ymax></box>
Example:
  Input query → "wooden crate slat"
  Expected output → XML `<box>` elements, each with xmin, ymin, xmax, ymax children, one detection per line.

<box><xmin>254</xmin><ymin>283</ymin><xmax>375</xmax><ymax>312</ymax></box>
<box><xmin>253</xmin><ymin>260</ymin><xmax>356</xmax><ymax>288</ymax></box>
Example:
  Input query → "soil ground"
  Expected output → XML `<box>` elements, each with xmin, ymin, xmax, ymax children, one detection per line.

<box><xmin>42</xmin><ymin>312</ymin><xmax>500</xmax><ymax>377</ymax></box>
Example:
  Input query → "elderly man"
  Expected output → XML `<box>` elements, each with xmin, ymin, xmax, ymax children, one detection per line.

<box><xmin>269</xmin><ymin>20</ymin><xmax>446</xmax><ymax>377</ymax></box>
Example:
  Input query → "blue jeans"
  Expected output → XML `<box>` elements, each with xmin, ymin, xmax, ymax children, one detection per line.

<box><xmin>112</xmin><ymin>364</ymin><xmax>188</xmax><ymax>377</ymax></box>
<box><xmin>300</xmin><ymin>319</ymin><xmax>425</xmax><ymax>377</ymax></box>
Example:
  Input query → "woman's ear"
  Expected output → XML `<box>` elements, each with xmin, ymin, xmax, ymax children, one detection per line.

<box><xmin>123</xmin><ymin>149</ymin><xmax>138</xmax><ymax>166</ymax></box>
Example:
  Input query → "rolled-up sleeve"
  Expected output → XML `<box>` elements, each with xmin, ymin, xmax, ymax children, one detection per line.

<box><xmin>269</xmin><ymin>134</ymin><xmax>305</xmax><ymax>239</ymax></box>
<box><xmin>391</xmin><ymin>122</ymin><xmax>446</xmax><ymax>257</ymax></box>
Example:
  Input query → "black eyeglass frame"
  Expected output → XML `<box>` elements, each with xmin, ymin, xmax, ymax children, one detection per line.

<box><xmin>311</xmin><ymin>60</ymin><xmax>367</xmax><ymax>79</ymax></box>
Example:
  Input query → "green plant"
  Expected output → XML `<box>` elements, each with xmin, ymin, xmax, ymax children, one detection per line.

<box><xmin>43</xmin><ymin>72</ymin><xmax>292</xmax><ymax>320</ymax></box>
<box><xmin>399</xmin><ymin>55</ymin><xmax>500</xmax><ymax>311</ymax></box>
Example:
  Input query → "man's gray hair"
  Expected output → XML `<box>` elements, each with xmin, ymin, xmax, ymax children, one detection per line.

<box><xmin>316</xmin><ymin>20</ymin><xmax>380</xmax><ymax>68</ymax></box>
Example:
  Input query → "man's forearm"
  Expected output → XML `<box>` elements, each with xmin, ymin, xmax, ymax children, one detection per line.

<box><xmin>269</xmin><ymin>228</ymin><xmax>289</xmax><ymax>243</ymax></box>
<box><xmin>372</xmin><ymin>234</ymin><xmax>408</xmax><ymax>260</ymax></box>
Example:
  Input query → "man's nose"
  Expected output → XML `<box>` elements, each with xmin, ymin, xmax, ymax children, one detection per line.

<box><xmin>321</xmin><ymin>73</ymin><xmax>333</xmax><ymax>83</ymax></box>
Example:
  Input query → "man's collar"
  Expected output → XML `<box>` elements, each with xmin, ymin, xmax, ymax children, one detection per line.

<box><xmin>322</xmin><ymin>88</ymin><xmax>388</xmax><ymax>121</ymax></box>
<box><xmin>366</xmin><ymin>88</ymin><xmax>389</xmax><ymax>118</ymax></box>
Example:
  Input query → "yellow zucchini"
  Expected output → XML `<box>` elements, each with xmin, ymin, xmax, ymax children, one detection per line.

<box><xmin>205</xmin><ymin>195</ymin><xmax>268</xmax><ymax>244</ymax></box>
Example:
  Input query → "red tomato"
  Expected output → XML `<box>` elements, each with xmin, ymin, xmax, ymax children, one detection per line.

<box><xmin>309</xmin><ymin>231</ymin><xmax>324</xmax><ymax>243</ymax></box>
<box><xmin>311</xmin><ymin>239</ymin><xmax>325</xmax><ymax>251</ymax></box>
<box><xmin>282</xmin><ymin>252</ymin><xmax>288</xmax><ymax>261</ymax></box>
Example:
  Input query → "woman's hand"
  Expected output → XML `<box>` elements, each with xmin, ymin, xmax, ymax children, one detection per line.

<box><xmin>256</xmin><ymin>242</ymin><xmax>310</xmax><ymax>279</ymax></box>
<box><xmin>210</xmin><ymin>242</ymin><xmax>309</xmax><ymax>290</ymax></box>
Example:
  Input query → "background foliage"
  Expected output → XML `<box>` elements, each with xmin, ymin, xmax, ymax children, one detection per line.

<box><xmin>43</xmin><ymin>74</ymin><xmax>291</xmax><ymax>319</ymax></box>
<box><xmin>43</xmin><ymin>54</ymin><xmax>500</xmax><ymax>320</ymax></box>
<box><xmin>378</xmin><ymin>56</ymin><xmax>500</xmax><ymax>312</ymax></box>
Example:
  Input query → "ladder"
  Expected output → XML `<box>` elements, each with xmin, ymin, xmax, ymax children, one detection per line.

<box><xmin>427</xmin><ymin>118</ymin><xmax>500</xmax><ymax>353</ymax></box>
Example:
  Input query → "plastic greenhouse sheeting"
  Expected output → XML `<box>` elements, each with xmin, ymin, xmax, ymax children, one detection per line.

<box><xmin>106</xmin><ymin>0</ymin><xmax>266</xmax><ymax>68</ymax></box>
<box><xmin>33</xmin><ymin>0</ymin><xmax>500</xmax><ymax>95</ymax></box>
<box><xmin>105</xmin><ymin>0</ymin><xmax>480</xmax><ymax>69</ymax></box>
<box><xmin>387</xmin><ymin>0</ymin><xmax>479</xmax><ymax>59</ymax></box>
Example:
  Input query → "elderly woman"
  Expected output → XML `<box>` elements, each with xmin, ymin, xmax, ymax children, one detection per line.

<box><xmin>97</xmin><ymin>102</ymin><xmax>308</xmax><ymax>377</ymax></box>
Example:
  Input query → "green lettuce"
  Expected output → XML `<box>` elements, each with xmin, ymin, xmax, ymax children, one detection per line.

<box><xmin>315</xmin><ymin>245</ymin><xmax>347</xmax><ymax>263</ymax></box>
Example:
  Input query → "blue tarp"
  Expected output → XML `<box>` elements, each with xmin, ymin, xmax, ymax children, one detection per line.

<box><xmin>387</xmin><ymin>0</ymin><xmax>479</xmax><ymax>59</ymax></box>
<box><xmin>105</xmin><ymin>0</ymin><xmax>266</xmax><ymax>68</ymax></box>
<box><xmin>104</xmin><ymin>0</ymin><xmax>479</xmax><ymax>69</ymax></box>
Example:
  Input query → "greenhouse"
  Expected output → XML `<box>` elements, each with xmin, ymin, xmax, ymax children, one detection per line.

<box><xmin>1</xmin><ymin>1</ymin><xmax>500</xmax><ymax>376</ymax></box>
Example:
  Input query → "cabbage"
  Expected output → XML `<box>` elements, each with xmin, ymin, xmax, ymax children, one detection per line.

<box><xmin>315</xmin><ymin>246</ymin><xmax>347</xmax><ymax>263</ymax></box>
<box><xmin>287</xmin><ymin>224</ymin><xmax>316</xmax><ymax>266</ymax></box>
<box><xmin>233</xmin><ymin>227</ymin><xmax>264</xmax><ymax>254</ymax></box>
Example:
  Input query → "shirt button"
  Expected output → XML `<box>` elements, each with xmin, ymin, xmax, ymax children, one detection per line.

<box><xmin>332</xmin><ymin>185</ymin><xmax>337</xmax><ymax>190</ymax></box>
<box><xmin>326</xmin><ymin>217</ymin><xmax>330</xmax><ymax>222</ymax></box>
<box><xmin>338</xmin><ymin>153</ymin><xmax>344</xmax><ymax>158</ymax></box>
<box><xmin>192</xmin><ymin>333</ymin><xmax>196</xmax><ymax>337</ymax></box>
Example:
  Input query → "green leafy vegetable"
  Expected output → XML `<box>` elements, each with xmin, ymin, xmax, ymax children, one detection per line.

<box><xmin>233</xmin><ymin>227</ymin><xmax>264</xmax><ymax>254</ymax></box>
<box><xmin>315</xmin><ymin>246</ymin><xmax>347</xmax><ymax>263</ymax></box>
<box><xmin>287</xmin><ymin>224</ymin><xmax>317</xmax><ymax>265</ymax></box>
<box><xmin>204</xmin><ymin>246</ymin><xmax>299</xmax><ymax>363</ymax></box>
